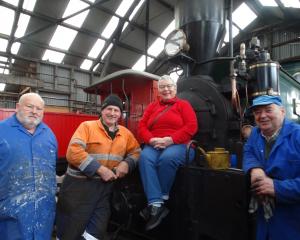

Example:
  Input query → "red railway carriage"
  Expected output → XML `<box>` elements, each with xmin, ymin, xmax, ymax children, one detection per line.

<box><xmin>0</xmin><ymin>108</ymin><xmax>98</xmax><ymax>173</ymax></box>
<box><xmin>85</xmin><ymin>69</ymin><xmax>160</xmax><ymax>141</ymax></box>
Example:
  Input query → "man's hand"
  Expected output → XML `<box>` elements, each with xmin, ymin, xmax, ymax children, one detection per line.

<box><xmin>250</xmin><ymin>168</ymin><xmax>266</xmax><ymax>185</ymax></box>
<box><xmin>114</xmin><ymin>161</ymin><xmax>129</xmax><ymax>178</ymax></box>
<box><xmin>97</xmin><ymin>165</ymin><xmax>117</xmax><ymax>182</ymax></box>
<box><xmin>251</xmin><ymin>176</ymin><xmax>275</xmax><ymax>197</ymax></box>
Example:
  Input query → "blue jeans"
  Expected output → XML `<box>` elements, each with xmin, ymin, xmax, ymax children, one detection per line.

<box><xmin>139</xmin><ymin>144</ymin><xmax>194</xmax><ymax>204</ymax></box>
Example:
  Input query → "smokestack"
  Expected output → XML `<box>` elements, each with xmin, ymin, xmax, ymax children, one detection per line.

<box><xmin>175</xmin><ymin>0</ymin><xmax>226</xmax><ymax>75</ymax></box>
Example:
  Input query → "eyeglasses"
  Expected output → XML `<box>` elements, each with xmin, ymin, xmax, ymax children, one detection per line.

<box><xmin>158</xmin><ymin>84</ymin><xmax>174</xmax><ymax>89</ymax></box>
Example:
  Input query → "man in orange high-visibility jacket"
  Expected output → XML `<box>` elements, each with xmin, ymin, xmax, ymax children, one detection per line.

<box><xmin>56</xmin><ymin>94</ymin><xmax>140</xmax><ymax>240</ymax></box>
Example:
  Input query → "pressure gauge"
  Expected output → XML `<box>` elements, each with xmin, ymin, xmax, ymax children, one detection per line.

<box><xmin>164</xmin><ymin>29</ymin><xmax>189</xmax><ymax>57</ymax></box>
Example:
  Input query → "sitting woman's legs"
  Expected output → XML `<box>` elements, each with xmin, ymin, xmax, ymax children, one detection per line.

<box><xmin>157</xmin><ymin>144</ymin><xmax>194</xmax><ymax>197</ymax></box>
<box><xmin>139</xmin><ymin>145</ymin><xmax>164</xmax><ymax>205</ymax></box>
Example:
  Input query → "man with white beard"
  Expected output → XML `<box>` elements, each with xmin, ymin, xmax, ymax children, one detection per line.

<box><xmin>0</xmin><ymin>93</ymin><xmax>58</xmax><ymax>240</ymax></box>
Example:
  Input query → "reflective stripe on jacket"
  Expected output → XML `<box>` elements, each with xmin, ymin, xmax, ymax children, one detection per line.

<box><xmin>66</xmin><ymin>120</ymin><xmax>140</xmax><ymax>177</ymax></box>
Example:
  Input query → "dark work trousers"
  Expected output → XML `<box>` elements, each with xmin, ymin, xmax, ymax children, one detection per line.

<box><xmin>55</xmin><ymin>174</ymin><xmax>114</xmax><ymax>240</ymax></box>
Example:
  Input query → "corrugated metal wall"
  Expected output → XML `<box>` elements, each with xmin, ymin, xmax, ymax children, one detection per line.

<box><xmin>272</xmin><ymin>31</ymin><xmax>300</xmax><ymax>61</ymax></box>
<box><xmin>36</xmin><ymin>63</ymin><xmax>100</xmax><ymax>113</ymax></box>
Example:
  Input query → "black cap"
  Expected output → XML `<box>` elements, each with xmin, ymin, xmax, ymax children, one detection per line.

<box><xmin>101</xmin><ymin>94</ymin><xmax>123</xmax><ymax>112</ymax></box>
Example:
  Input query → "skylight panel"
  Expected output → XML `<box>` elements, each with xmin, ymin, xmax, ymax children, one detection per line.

<box><xmin>0</xmin><ymin>56</ymin><xmax>8</xmax><ymax>62</ymax></box>
<box><xmin>132</xmin><ymin>55</ymin><xmax>154</xmax><ymax>71</ymax></box>
<box><xmin>101</xmin><ymin>16</ymin><xmax>119</xmax><ymax>39</ymax></box>
<box><xmin>224</xmin><ymin>20</ymin><xmax>240</xmax><ymax>42</ymax></box>
<box><xmin>49</xmin><ymin>26</ymin><xmax>78</xmax><ymax>50</ymax></box>
<box><xmin>232</xmin><ymin>3</ymin><xmax>257</xmax><ymax>29</ymax></box>
<box><xmin>148</xmin><ymin>38</ymin><xmax>164</xmax><ymax>57</ymax></box>
<box><xmin>101</xmin><ymin>43</ymin><xmax>113</xmax><ymax>60</ymax></box>
<box><xmin>161</xmin><ymin>20</ymin><xmax>175</xmax><ymax>38</ymax></box>
<box><xmin>281</xmin><ymin>0</ymin><xmax>300</xmax><ymax>8</ymax></box>
<box><xmin>42</xmin><ymin>49</ymin><xmax>65</xmax><ymax>63</ymax></box>
<box><xmin>0</xmin><ymin>38</ymin><xmax>8</xmax><ymax>51</ymax></box>
<box><xmin>93</xmin><ymin>63</ymin><xmax>100</xmax><ymax>71</ymax></box>
<box><xmin>15</xmin><ymin>13</ymin><xmax>30</xmax><ymax>38</ymax></box>
<box><xmin>0</xmin><ymin>68</ymin><xmax>9</xmax><ymax>75</ymax></box>
<box><xmin>80</xmin><ymin>59</ymin><xmax>93</xmax><ymax>70</ymax></box>
<box><xmin>101</xmin><ymin>0</ymin><xmax>135</xmax><ymax>39</ymax></box>
<box><xmin>0</xmin><ymin>6</ymin><xmax>15</xmax><ymax>35</ymax></box>
<box><xmin>11</xmin><ymin>42</ymin><xmax>21</xmax><ymax>54</ymax></box>
<box><xmin>146</xmin><ymin>20</ymin><xmax>175</xmax><ymax>58</ymax></box>
<box><xmin>63</xmin><ymin>0</ymin><xmax>89</xmax><ymax>27</ymax></box>
<box><xmin>170</xmin><ymin>69</ymin><xmax>182</xmax><ymax>83</ymax></box>
<box><xmin>0</xmin><ymin>83</ymin><xmax>6</xmax><ymax>91</ymax></box>
<box><xmin>116</xmin><ymin>0</ymin><xmax>134</xmax><ymax>17</ymax></box>
<box><xmin>88</xmin><ymin>39</ymin><xmax>106</xmax><ymax>58</ymax></box>
<box><xmin>2</xmin><ymin>0</ymin><xmax>18</xmax><ymax>6</ymax></box>
<box><xmin>258</xmin><ymin>0</ymin><xmax>278</xmax><ymax>7</ymax></box>
<box><xmin>122</xmin><ymin>0</ymin><xmax>145</xmax><ymax>32</ymax></box>
<box><xmin>129</xmin><ymin>0</ymin><xmax>145</xmax><ymax>21</ymax></box>
<box><xmin>23</xmin><ymin>0</ymin><xmax>37</xmax><ymax>11</ymax></box>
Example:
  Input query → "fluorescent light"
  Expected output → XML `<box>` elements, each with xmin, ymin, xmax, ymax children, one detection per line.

<box><xmin>0</xmin><ymin>83</ymin><xmax>6</xmax><ymax>91</ymax></box>
<box><xmin>233</xmin><ymin>3</ymin><xmax>257</xmax><ymax>29</ymax></box>
<box><xmin>258</xmin><ymin>0</ymin><xmax>278</xmax><ymax>7</ymax></box>
<box><xmin>42</xmin><ymin>49</ymin><xmax>65</xmax><ymax>63</ymax></box>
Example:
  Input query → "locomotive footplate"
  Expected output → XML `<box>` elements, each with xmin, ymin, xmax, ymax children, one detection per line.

<box><xmin>109</xmin><ymin>166</ymin><xmax>255</xmax><ymax>240</ymax></box>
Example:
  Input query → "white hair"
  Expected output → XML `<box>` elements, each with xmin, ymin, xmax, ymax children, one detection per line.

<box><xmin>18</xmin><ymin>92</ymin><xmax>45</xmax><ymax>106</ymax></box>
<box><xmin>158</xmin><ymin>75</ymin><xmax>176</xmax><ymax>85</ymax></box>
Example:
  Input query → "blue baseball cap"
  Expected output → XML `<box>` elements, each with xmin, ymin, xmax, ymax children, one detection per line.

<box><xmin>250</xmin><ymin>95</ymin><xmax>282</xmax><ymax>109</ymax></box>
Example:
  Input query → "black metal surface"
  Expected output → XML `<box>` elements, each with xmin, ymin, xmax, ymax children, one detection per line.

<box><xmin>108</xmin><ymin>166</ymin><xmax>254</xmax><ymax>240</ymax></box>
<box><xmin>175</xmin><ymin>0</ymin><xmax>227</xmax><ymax>75</ymax></box>
<box><xmin>176</xmin><ymin>75</ymin><xmax>239</xmax><ymax>150</ymax></box>
<box><xmin>248</xmin><ymin>61</ymin><xmax>280</xmax><ymax>97</ymax></box>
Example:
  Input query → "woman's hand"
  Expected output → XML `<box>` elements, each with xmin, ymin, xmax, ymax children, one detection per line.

<box><xmin>149</xmin><ymin>137</ymin><xmax>174</xmax><ymax>149</ymax></box>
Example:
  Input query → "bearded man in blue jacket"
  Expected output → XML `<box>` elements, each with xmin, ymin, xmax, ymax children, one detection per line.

<box><xmin>0</xmin><ymin>93</ymin><xmax>58</xmax><ymax>240</ymax></box>
<box><xmin>243</xmin><ymin>95</ymin><xmax>300</xmax><ymax>240</ymax></box>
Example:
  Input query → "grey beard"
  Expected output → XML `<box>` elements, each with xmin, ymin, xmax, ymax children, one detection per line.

<box><xmin>17</xmin><ymin>112</ymin><xmax>42</xmax><ymax>130</ymax></box>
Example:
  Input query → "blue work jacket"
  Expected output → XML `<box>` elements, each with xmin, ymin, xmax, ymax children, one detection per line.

<box><xmin>0</xmin><ymin>114</ymin><xmax>58</xmax><ymax>240</ymax></box>
<box><xmin>243</xmin><ymin>119</ymin><xmax>300</xmax><ymax>240</ymax></box>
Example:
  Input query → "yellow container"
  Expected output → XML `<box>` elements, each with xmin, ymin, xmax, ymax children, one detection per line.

<box><xmin>198</xmin><ymin>147</ymin><xmax>230</xmax><ymax>169</ymax></box>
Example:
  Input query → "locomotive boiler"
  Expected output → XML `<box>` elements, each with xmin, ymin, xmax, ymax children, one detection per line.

<box><xmin>84</xmin><ymin>0</ymin><xmax>300</xmax><ymax>239</ymax></box>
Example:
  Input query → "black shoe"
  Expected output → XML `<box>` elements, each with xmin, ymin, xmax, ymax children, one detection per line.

<box><xmin>139</xmin><ymin>206</ymin><xmax>150</xmax><ymax>221</ymax></box>
<box><xmin>145</xmin><ymin>205</ymin><xmax>169</xmax><ymax>231</ymax></box>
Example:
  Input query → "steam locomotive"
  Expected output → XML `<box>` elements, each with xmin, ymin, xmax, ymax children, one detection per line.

<box><xmin>84</xmin><ymin>0</ymin><xmax>300</xmax><ymax>239</ymax></box>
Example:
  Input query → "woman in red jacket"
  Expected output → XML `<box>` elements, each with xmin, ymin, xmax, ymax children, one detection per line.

<box><xmin>138</xmin><ymin>75</ymin><xmax>198</xmax><ymax>231</ymax></box>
